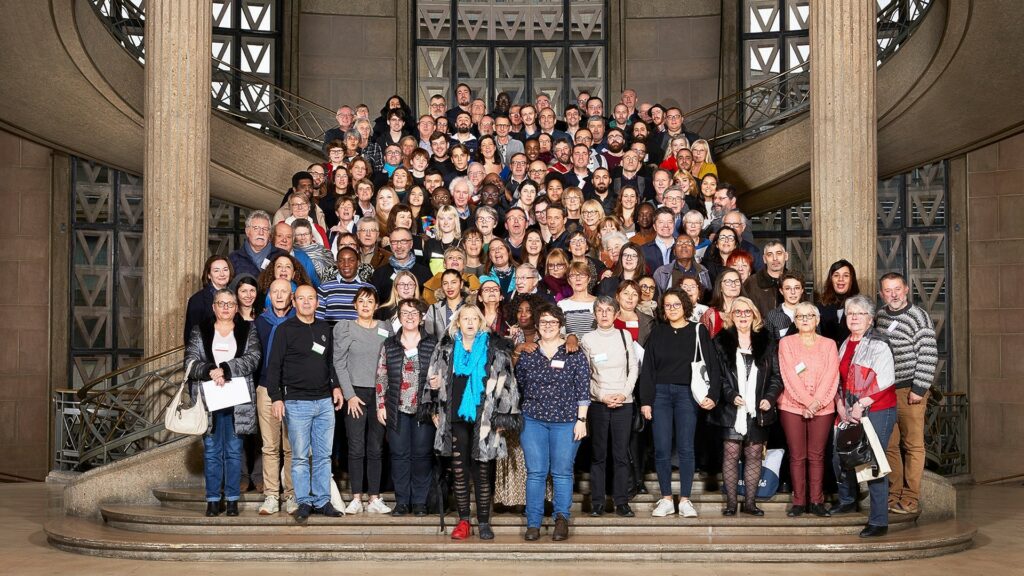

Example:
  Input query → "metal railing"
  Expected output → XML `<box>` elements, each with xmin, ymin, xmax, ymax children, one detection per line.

<box><xmin>88</xmin><ymin>0</ymin><xmax>334</xmax><ymax>155</ymax></box>
<box><xmin>686</xmin><ymin>0</ymin><xmax>934</xmax><ymax>152</ymax></box>
<box><xmin>53</xmin><ymin>346</ymin><xmax>186</xmax><ymax>471</ymax></box>
<box><xmin>924</xmin><ymin>391</ymin><xmax>969</xmax><ymax>476</ymax></box>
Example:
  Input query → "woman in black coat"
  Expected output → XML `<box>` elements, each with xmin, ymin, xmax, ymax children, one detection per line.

<box><xmin>710</xmin><ymin>296</ymin><xmax>783</xmax><ymax>517</ymax></box>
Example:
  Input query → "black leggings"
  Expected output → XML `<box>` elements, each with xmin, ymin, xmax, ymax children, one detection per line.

<box><xmin>344</xmin><ymin>387</ymin><xmax>385</xmax><ymax>494</ymax></box>
<box><xmin>451</xmin><ymin>420</ymin><xmax>493</xmax><ymax>524</ymax></box>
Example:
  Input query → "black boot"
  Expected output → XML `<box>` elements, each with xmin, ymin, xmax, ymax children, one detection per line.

<box><xmin>206</xmin><ymin>502</ymin><xmax>221</xmax><ymax>517</ymax></box>
<box><xmin>225</xmin><ymin>501</ymin><xmax>239</xmax><ymax>517</ymax></box>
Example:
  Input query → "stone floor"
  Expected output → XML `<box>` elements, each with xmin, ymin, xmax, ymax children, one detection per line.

<box><xmin>1</xmin><ymin>482</ymin><xmax>1019</xmax><ymax>574</ymax></box>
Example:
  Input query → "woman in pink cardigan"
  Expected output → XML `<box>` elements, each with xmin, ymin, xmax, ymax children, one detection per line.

<box><xmin>777</xmin><ymin>302</ymin><xmax>839</xmax><ymax>517</ymax></box>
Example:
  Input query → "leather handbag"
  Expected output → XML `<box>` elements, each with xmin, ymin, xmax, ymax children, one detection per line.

<box><xmin>164</xmin><ymin>360</ymin><xmax>208</xmax><ymax>436</ymax></box>
<box><xmin>690</xmin><ymin>327</ymin><xmax>711</xmax><ymax>403</ymax></box>
<box><xmin>835</xmin><ymin>421</ymin><xmax>875</xmax><ymax>471</ymax></box>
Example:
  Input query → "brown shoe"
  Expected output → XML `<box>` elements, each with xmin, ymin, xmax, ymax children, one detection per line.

<box><xmin>552</xmin><ymin>514</ymin><xmax>569</xmax><ymax>541</ymax></box>
<box><xmin>524</xmin><ymin>527</ymin><xmax>541</xmax><ymax>541</ymax></box>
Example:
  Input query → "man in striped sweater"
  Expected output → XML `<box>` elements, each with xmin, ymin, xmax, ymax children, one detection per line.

<box><xmin>315</xmin><ymin>247</ymin><xmax>371</xmax><ymax>324</ymax></box>
<box><xmin>875</xmin><ymin>272</ymin><xmax>938</xmax><ymax>515</ymax></box>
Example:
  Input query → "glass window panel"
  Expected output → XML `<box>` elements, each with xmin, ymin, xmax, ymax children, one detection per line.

<box><xmin>745</xmin><ymin>0</ymin><xmax>781</xmax><ymax>33</ymax></box>
<box><xmin>240</xmin><ymin>38</ymin><xmax>275</xmax><ymax>76</ymax></box>
<box><xmin>570</xmin><ymin>1</ymin><xmax>604</xmax><ymax>40</ymax></box>
<box><xmin>744</xmin><ymin>38</ymin><xmax>782</xmax><ymax>87</ymax></box>
<box><xmin>417</xmin><ymin>0</ymin><xmax>451</xmax><ymax>40</ymax></box>
<box><xmin>570</xmin><ymin>46</ymin><xmax>604</xmax><ymax>102</ymax></box>
<box><xmin>456</xmin><ymin>46</ymin><xmax>489</xmax><ymax>104</ymax></box>
<box><xmin>456</xmin><ymin>1</ymin><xmax>490</xmax><ymax>41</ymax></box>
<box><xmin>74</xmin><ymin>161</ymin><xmax>113</xmax><ymax>224</ymax></box>
<box><xmin>241</xmin><ymin>0</ymin><xmax>275</xmax><ymax>32</ymax></box>
<box><xmin>749</xmin><ymin>210</ymin><xmax>784</xmax><ymax>233</ymax></box>
<box><xmin>877</xmin><ymin>176</ymin><xmax>903</xmax><ymax>230</ymax></box>
<box><xmin>212</xmin><ymin>0</ymin><xmax>234</xmax><ymax>28</ymax></box>
<box><xmin>786</xmin><ymin>0</ymin><xmax>810</xmax><ymax>30</ymax></box>
<box><xmin>212</xmin><ymin>35</ymin><xmax>235</xmax><ymax>67</ymax></box>
<box><xmin>786</xmin><ymin>36</ymin><xmax>810</xmax><ymax>70</ymax></box>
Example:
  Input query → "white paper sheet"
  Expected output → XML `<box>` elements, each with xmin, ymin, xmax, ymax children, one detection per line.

<box><xmin>202</xmin><ymin>377</ymin><xmax>250</xmax><ymax>411</ymax></box>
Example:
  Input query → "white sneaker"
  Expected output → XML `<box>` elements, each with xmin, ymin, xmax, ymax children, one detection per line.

<box><xmin>679</xmin><ymin>499</ymin><xmax>698</xmax><ymax>518</ymax></box>
<box><xmin>652</xmin><ymin>498</ymin><xmax>676</xmax><ymax>517</ymax></box>
<box><xmin>366</xmin><ymin>497</ymin><xmax>392</xmax><ymax>514</ymax></box>
<box><xmin>258</xmin><ymin>495</ymin><xmax>279</xmax><ymax>515</ymax></box>
<box><xmin>344</xmin><ymin>498</ymin><xmax>365</xmax><ymax>515</ymax></box>
<box><xmin>283</xmin><ymin>495</ymin><xmax>299</xmax><ymax>515</ymax></box>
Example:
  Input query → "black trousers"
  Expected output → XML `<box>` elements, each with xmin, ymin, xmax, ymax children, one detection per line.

<box><xmin>589</xmin><ymin>403</ymin><xmax>633</xmax><ymax>506</ymax></box>
<box><xmin>344</xmin><ymin>387</ymin><xmax>385</xmax><ymax>494</ymax></box>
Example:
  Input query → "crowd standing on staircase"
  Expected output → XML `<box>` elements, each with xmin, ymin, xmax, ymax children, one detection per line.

<box><xmin>182</xmin><ymin>86</ymin><xmax>939</xmax><ymax>541</ymax></box>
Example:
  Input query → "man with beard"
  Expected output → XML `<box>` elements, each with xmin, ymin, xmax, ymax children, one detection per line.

<box><xmin>450</xmin><ymin>111</ymin><xmax>478</xmax><ymax>154</ymax></box>
<box><xmin>599</xmin><ymin>128</ymin><xmax>627</xmax><ymax>171</ymax></box>
<box><xmin>610</xmin><ymin>103</ymin><xmax>632</xmax><ymax>131</ymax></box>
<box><xmin>428</xmin><ymin>131</ymin><xmax>454</xmax><ymax>179</ymax></box>
<box><xmin>584</xmin><ymin>167</ymin><xmax>617</xmax><ymax>213</ymax></box>
<box><xmin>550</xmin><ymin>139</ymin><xmax>573</xmax><ymax>174</ymax></box>
<box><xmin>655</xmin><ymin>107</ymin><xmax>700</xmax><ymax>162</ymax></box>
<box><xmin>611</xmin><ymin>150</ymin><xmax>648</xmax><ymax>200</ymax></box>
<box><xmin>428</xmin><ymin>94</ymin><xmax>447</xmax><ymax>119</ymax></box>
<box><xmin>446</xmin><ymin>82</ymin><xmax>473</xmax><ymax>130</ymax></box>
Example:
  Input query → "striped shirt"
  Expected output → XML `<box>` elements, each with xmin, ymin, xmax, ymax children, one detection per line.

<box><xmin>558</xmin><ymin>298</ymin><xmax>597</xmax><ymax>337</ymax></box>
<box><xmin>874</xmin><ymin>304</ymin><xmax>938</xmax><ymax>395</ymax></box>
<box><xmin>315</xmin><ymin>276</ymin><xmax>372</xmax><ymax>323</ymax></box>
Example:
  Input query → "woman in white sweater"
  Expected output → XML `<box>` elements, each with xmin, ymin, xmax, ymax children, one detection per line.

<box><xmin>581</xmin><ymin>296</ymin><xmax>639</xmax><ymax>517</ymax></box>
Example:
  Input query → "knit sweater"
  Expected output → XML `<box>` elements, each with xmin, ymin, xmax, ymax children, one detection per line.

<box><xmin>777</xmin><ymin>334</ymin><xmax>839</xmax><ymax>417</ymax></box>
<box><xmin>874</xmin><ymin>303</ymin><xmax>938</xmax><ymax>396</ymax></box>
<box><xmin>332</xmin><ymin>319</ymin><xmax>391</xmax><ymax>399</ymax></box>
<box><xmin>581</xmin><ymin>327</ymin><xmax>639</xmax><ymax>403</ymax></box>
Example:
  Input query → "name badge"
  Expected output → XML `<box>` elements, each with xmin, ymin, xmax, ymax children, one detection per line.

<box><xmin>405</xmin><ymin>348</ymin><xmax>418</xmax><ymax>358</ymax></box>
<box><xmin>392</xmin><ymin>319</ymin><xmax>401</xmax><ymax>333</ymax></box>
<box><xmin>390</xmin><ymin>272</ymin><xmax>397</xmax><ymax>281</ymax></box>
<box><xmin>779</xmin><ymin>328</ymin><xmax>789</xmax><ymax>337</ymax></box>
<box><xmin>261</xmin><ymin>258</ymin><xmax>271</xmax><ymax>270</ymax></box>
<box><xmin>550</xmin><ymin>359</ymin><xmax>565</xmax><ymax>369</ymax></box>
<box><xmin>625</xmin><ymin>321</ymin><xmax>639</xmax><ymax>328</ymax></box>
<box><xmin>593</xmin><ymin>353</ymin><xmax>608</xmax><ymax>364</ymax></box>
<box><xmin>431</xmin><ymin>252</ymin><xmax>444</xmax><ymax>259</ymax></box>
<box><xmin>414</xmin><ymin>249</ymin><xmax>423</xmax><ymax>257</ymax></box>
<box><xmin>312</xmin><ymin>342</ymin><xmax>325</xmax><ymax>355</ymax></box>
<box><xmin>887</xmin><ymin>321</ymin><xmax>900</xmax><ymax>333</ymax></box>
<box><xmin>214</xmin><ymin>347</ymin><xmax>230</xmax><ymax>353</ymax></box>
<box><xmin>377</xmin><ymin>328</ymin><xmax>390</xmax><ymax>338</ymax></box>
<box><xmin>794</xmin><ymin>362</ymin><xmax>807</xmax><ymax>375</ymax></box>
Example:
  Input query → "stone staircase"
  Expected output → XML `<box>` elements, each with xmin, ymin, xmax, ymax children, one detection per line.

<box><xmin>46</xmin><ymin>472</ymin><xmax>976</xmax><ymax>562</ymax></box>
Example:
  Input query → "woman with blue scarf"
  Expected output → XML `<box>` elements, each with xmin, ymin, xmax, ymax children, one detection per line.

<box><xmin>425</xmin><ymin>306</ymin><xmax>519</xmax><ymax>541</ymax></box>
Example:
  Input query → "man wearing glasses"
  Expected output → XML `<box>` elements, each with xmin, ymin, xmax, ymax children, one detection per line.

<box><xmin>322</xmin><ymin>106</ymin><xmax>354</xmax><ymax>157</ymax></box>
<box><xmin>493</xmin><ymin>115</ymin><xmax>524</xmax><ymax>167</ymax></box>
<box><xmin>369</xmin><ymin>227</ymin><xmax>432</xmax><ymax>299</ymax></box>
<box><xmin>229</xmin><ymin>210</ymin><xmax>288</xmax><ymax>279</ymax></box>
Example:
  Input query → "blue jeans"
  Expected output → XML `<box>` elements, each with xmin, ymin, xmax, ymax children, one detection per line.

<box><xmin>652</xmin><ymin>384</ymin><xmax>699</xmax><ymax>498</ymax></box>
<box><xmin>521</xmin><ymin>416</ymin><xmax>580</xmax><ymax>528</ymax></box>
<box><xmin>203</xmin><ymin>408</ymin><xmax>243</xmax><ymax>502</ymax></box>
<box><xmin>387</xmin><ymin>412</ymin><xmax>436</xmax><ymax>507</ymax></box>
<box><xmin>833</xmin><ymin>406</ymin><xmax>896</xmax><ymax>527</ymax></box>
<box><xmin>285</xmin><ymin>397</ymin><xmax>336</xmax><ymax>508</ymax></box>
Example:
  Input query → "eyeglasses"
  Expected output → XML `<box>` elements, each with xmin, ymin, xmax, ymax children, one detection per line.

<box><xmin>548</xmin><ymin>263</ymin><xmax>566</xmax><ymax>269</ymax></box>
<box><xmin>718</xmin><ymin>237</ymin><xmax>737</xmax><ymax>244</ymax></box>
<box><xmin>795</xmin><ymin>314</ymin><xmax>816</xmax><ymax>321</ymax></box>
<box><xmin>582</xmin><ymin>210</ymin><xmax>600</xmax><ymax>216</ymax></box>
<box><xmin>622</xmin><ymin>253</ymin><xmax>638</xmax><ymax>260</ymax></box>
<box><xmin>248</xmin><ymin>225</ymin><xmax>270</xmax><ymax>233</ymax></box>
<box><xmin>732</xmin><ymin>309</ymin><xmax>753</xmax><ymax>317</ymax></box>
<box><xmin>538</xmin><ymin>319</ymin><xmax>561</xmax><ymax>327</ymax></box>
<box><xmin>390</xmin><ymin>238</ymin><xmax>413</xmax><ymax>245</ymax></box>
<box><xmin>214</xmin><ymin>301</ymin><xmax>237</xmax><ymax>309</ymax></box>
<box><xmin>664</xmin><ymin>302</ymin><xmax>683</xmax><ymax>310</ymax></box>
<box><xmin>640</xmin><ymin>284</ymin><xmax>656</xmax><ymax>292</ymax></box>
<box><xmin>400</xmin><ymin>310</ymin><xmax>421</xmax><ymax>318</ymax></box>
<box><xmin>847</xmin><ymin>311</ymin><xmax>873</xmax><ymax>318</ymax></box>
<box><xmin>481</xmin><ymin>287</ymin><xmax>501</xmax><ymax>294</ymax></box>
<box><xmin>568</xmin><ymin>272</ymin><xmax>587</xmax><ymax>279</ymax></box>
<box><xmin>722</xmin><ymin>279</ymin><xmax>742</xmax><ymax>286</ymax></box>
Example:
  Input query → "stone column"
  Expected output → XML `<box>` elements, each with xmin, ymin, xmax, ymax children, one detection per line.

<box><xmin>143</xmin><ymin>0</ymin><xmax>211</xmax><ymax>357</ymax></box>
<box><xmin>810</xmin><ymin>0</ymin><xmax>877</xmax><ymax>289</ymax></box>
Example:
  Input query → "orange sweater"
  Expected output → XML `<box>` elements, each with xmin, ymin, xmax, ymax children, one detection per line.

<box><xmin>777</xmin><ymin>334</ymin><xmax>839</xmax><ymax>416</ymax></box>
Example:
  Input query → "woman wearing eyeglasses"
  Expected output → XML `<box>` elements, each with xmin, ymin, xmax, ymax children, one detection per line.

<box><xmin>709</xmin><ymin>297</ymin><xmax>783</xmax><ymax>517</ymax></box>
<box><xmin>704</xmin><ymin>227</ymin><xmax>739</xmax><ymax>285</ymax></box>
<box><xmin>638</xmin><ymin>288</ymin><xmax>720</xmax><ymax>518</ymax></box>
<box><xmin>777</xmin><ymin>301</ymin><xmax>839</xmax><ymax>518</ymax></box>
<box><xmin>185</xmin><ymin>289</ymin><xmax>262</xmax><ymax>516</ymax></box>
<box><xmin>701</xmin><ymin>267</ymin><xmax>743</xmax><ymax>338</ymax></box>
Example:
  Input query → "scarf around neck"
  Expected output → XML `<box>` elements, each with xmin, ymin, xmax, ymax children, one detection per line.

<box><xmin>259</xmin><ymin>307</ymin><xmax>296</xmax><ymax>370</ymax></box>
<box><xmin>453</xmin><ymin>331</ymin><xmax>489</xmax><ymax>422</ymax></box>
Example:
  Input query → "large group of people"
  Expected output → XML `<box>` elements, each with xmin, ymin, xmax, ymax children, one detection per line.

<box><xmin>182</xmin><ymin>86</ymin><xmax>939</xmax><ymax>541</ymax></box>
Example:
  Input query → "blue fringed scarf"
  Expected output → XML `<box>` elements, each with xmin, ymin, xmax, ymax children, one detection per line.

<box><xmin>453</xmin><ymin>331</ymin><xmax>489</xmax><ymax>422</ymax></box>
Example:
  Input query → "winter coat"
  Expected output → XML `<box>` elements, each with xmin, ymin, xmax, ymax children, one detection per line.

<box><xmin>709</xmin><ymin>327</ymin><xmax>784</xmax><ymax>443</ymax></box>
<box><xmin>424</xmin><ymin>335</ymin><xmax>520</xmax><ymax>461</ymax></box>
<box><xmin>184</xmin><ymin>319</ymin><xmax>261</xmax><ymax>436</ymax></box>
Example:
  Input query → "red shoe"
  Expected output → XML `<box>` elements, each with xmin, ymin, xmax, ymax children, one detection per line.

<box><xmin>451</xmin><ymin>519</ymin><xmax>472</xmax><ymax>540</ymax></box>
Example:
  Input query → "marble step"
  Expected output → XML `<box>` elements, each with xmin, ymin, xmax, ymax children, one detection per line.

<box><xmin>45</xmin><ymin>516</ymin><xmax>977</xmax><ymax>562</ymax></box>
<box><xmin>153</xmin><ymin>487</ymin><xmax>795</xmax><ymax>514</ymax></box>
<box><xmin>101</xmin><ymin>504</ymin><xmax>919</xmax><ymax>537</ymax></box>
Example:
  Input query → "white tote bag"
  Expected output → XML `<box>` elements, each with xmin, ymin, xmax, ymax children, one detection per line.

<box><xmin>690</xmin><ymin>328</ymin><xmax>710</xmax><ymax>403</ymax></box>
<box><xmin>164</xmin><ymin>360</ymin><xmax>209</xmax><ymax>436</ymax></box>
<box><xmin>855</xmin><ymin>417</ymin><xmax>892</xmax><ymax>483</ymax></box>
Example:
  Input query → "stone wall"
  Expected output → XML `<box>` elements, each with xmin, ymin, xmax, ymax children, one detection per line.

<box><xmin>0</xmin><ymin>129</ymin><xmax>53</xmax><ymax>481</ymax></box>
<box><xmin>621</xmin><ymin>0</ymin><xmax>721</xmax><ymax>112</ymax></box>
<box><xmin>966</xmin><ymin>130</ymin><xmax>1024</xmax><ymax>482</ymax></box>
<box><xmin>296</xmin><ymin>0</ymin><xmax>401</xmax><ymax>115</ymax></box>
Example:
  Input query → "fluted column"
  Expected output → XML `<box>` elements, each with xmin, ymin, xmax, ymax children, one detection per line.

<box><xmin>143</xmin><ymin>0</ymin><xmax>211</xmax><ymax>356</ymax></box>
<box><xmin>810</xmin><ymin>0</ymin><xmax>877</xmax><ymax>289</ymax></box>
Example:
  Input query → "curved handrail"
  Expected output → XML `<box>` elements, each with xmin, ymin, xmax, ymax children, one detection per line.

<box><xmin>88</xmin><ymin>0</ymin><xmax>334</xmax><ymax>154</ymax></box>
<box><xmin>686</xmin><ymin>0</ymin><xmax>934</xmax><ymax>152</ymax></box>
<box><xmin>78</xmin><ymin>344</ymin><xmax>184</xmax><ymax>400</ymax></box>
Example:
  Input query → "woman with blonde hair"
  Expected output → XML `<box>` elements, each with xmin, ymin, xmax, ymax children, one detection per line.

<box><xmin>425</xmin><ymin>205</ymin><xmax>463</xmax><ymax>273</ymax></box>
<box><xmin>689</xmin><ymin>139</ymin><xmax>718</xmax><ymax>180</ymax></box>
<box><xmin>709</xmin><ymin>296</ymin><xmax>783</xmax><ymax>516</ymax></box>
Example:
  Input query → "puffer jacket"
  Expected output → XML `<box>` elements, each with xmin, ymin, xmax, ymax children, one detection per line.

<box><xmin>184</xmin><ymin>319</ymin><xmax>261</xmax><ymax>435</ymax></box>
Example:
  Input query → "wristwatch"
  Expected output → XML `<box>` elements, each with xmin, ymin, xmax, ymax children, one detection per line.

<box><xmin>577</xmin><ymin>416</ymin><xmax>588</xmax><ymax>423</ymax></box>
